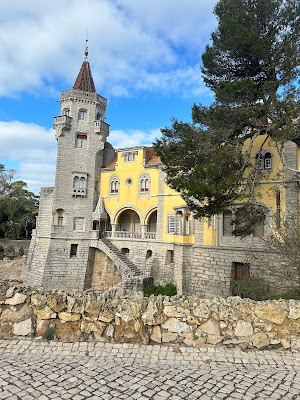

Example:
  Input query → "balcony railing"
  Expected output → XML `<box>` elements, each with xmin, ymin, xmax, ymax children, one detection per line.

<box><xmin>103</xmin><ymin>231</ymin><xmax>156</xmax><ymax>240</ymax></box>
<box><xmin>94</xmin><ymin>120</ymin><xmax>110</xmax><ymax>135</ymax></box>
<box><xmin>53</xmin><ymin>115</ymin><xmax>72</xmax><ymax>130</ymax></box>
<box><xmin>144</xmin><ymin>232</ymin><xmax>156</xmax><ymax>239</ymax></box>
<box><xmin>115</xmin><ymin>231</ymin><xmax>142</xmax><ymax>239</ymax></box>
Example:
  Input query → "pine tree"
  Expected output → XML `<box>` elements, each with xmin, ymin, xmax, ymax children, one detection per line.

<box><xmin>154</xmin><ymin>0</ymin><xmax>300</xmax><ymax>234</ymax></box>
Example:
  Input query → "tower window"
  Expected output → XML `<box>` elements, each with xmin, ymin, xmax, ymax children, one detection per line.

<box><xmin>78</xmin><ymin>109</ymin><xmax>87</xmax><ymax>120</ymax></box>
<box><xmin>79</xmin><ymin>177</ymin><xmax>85</xmax><ymax>189</ymax></box>
<box><xmin>54</xmin><ymin>208</ymin><xmax>65</xmax><ymax>226</ymax></box>
<box><xmin>73</xmin><ymin>176</ymin><xmax>79</xmax><ymax>188</ymax></box>
<box><xmin>74</xmin><ymin>217</ymin><xmax>84</xmax><ymax>231</ymax></box>
<box><xmin>76</xmin><ymin>134</ymin><xmax>87</xmax><ymax>148</ymax></box>
<box><xmin>70</xmin><ymin>244</ymin><xmax>78</xmax><ymax>257</ymax></box>
<box><xmin>62</xmin><ymin>108</ymin><xmax>70</xmax><ymax>116</ymax></box>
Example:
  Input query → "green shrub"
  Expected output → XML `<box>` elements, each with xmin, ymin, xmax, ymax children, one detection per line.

<box><xmin>230</xmin><ymin>277</ymin><xmax>270</xmax><ymax>300</ymax></box>
<box><xmin>145</xmin><ymin>283</ymin><xmax>177</xmax><ymax>297</ymax></box>
<box><xmin>42</xmin><ymin>327</ymin><xmax>55</xmax><ymax>341</ymax></box>
<box><xmin>271</xmin><ymin>288</ymin><xmax>300</xmax><ymax>300</ymax></box>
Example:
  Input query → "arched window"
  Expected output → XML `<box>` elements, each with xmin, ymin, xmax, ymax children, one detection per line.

<box><xmin>73</xmin><ymin>176</ymin><xmax>79</xmax><ymax>188</ymax></box>
<box><xmin>72</xmin><ymin>174</ymin><xmax>87</xmax><ymax>197</ymax></box>
<box><xmin>123</xmin><ymin>151</ymin><xmax>137</xmax><ymax>162</ymax></box>
<box><xmin>139</xmin><ymin>173</ymin><xmax>151</xmax><ymax>198</ymax></box>
<box><xmin>255</xmin><ymin>149</ymin><xmax>273</xmax><ymax>171</ymax></box>
<box><xmin>79</xmin><ymin>177</ymin><xmax>85</xmax><ymax>189</ymax></box>
<box><xmin>109</xmin><ymin>176</ymin><xmax>120</xmax><ymax>197</ymax></box>
<box><xmin>146</xmin><ymin>250</ymin><xmax>152</xmax><ymax>259</ymax></box>
<box><xmin>62</xmin><ymin>108</ymin><xmax>70</xmax><ymax>116</ymax></box>
<box><xmin>78</xmin><ymin>109</ymin><xmax>87</xmax><ymax>121</ymax></box>
<box><xmin>76</xmin><ymin>134</ymin><xmax>87</xmax><ymax>148</ymax></box>
<box><xmin>54</xmin><ymin>209</ymin><xmax>65</xmax><ymax>226</ymax></box>
<box><xmin>96</xmin><ymin>113</ymin><xmax>102</xmax><ymax>120</ymax></box>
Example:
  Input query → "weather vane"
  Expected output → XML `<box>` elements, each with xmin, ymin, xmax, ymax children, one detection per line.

<box><xmin>84</xmin><ymin>35</ymin><xmax>88</xmax><ymax>60</ymax></box>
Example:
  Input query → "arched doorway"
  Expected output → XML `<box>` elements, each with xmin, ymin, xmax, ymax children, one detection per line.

<box><xmin>145</xmin><ymin>209</ymin><xmax>157</xmax><ymax>239</ymax></box>
<box><xmin>116</xmin><ymin>209</ymin><xmax>141</xmax><ymax>238</ymax></box>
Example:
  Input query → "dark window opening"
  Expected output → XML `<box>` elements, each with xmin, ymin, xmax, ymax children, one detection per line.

<box><xmin>166</xmin><ymin>250</ymin><xmax>174</xmax><ymax>265</ymax></box>
<box><xmin>70</xmin><ymin>244</ymin><xmax>78</xmax><ymax>257</ymax></box>
<box><xmin>232</xmin><ymin>262</ymin><xmax>250</xmax><ymax>281</ymax></box>
<box><xmin>146</xmin><ymin>250</ymin><xmax>152</xmax><ymax>259</ymax></box>
<box><xmin>93</xmin><ymin>221</ymin><xmax>99</xmax><ymax>230</ymax></box>
<box><xmin>121</xmin><ymin>248</ymin><xmax>130</xmax><ymax>255</ymax></box>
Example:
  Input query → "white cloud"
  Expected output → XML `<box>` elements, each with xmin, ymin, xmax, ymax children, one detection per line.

<box><xmin>109</xmin><ymin>128</ymin><xmax>161</xmax><ymax>148</ymax></box>
<box><xmin>0</xmin><ymin>121</ymin><xmax>56</xmax><ymax>194</ymax></box>
<box><xmin>0</xmin><ymin>0</ymin><xmax>217</xmax><ymax>98</ymax></box>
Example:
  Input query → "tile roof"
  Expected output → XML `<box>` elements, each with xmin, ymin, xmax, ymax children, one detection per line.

<box><xmin>73</xmin><ymin>60</ymin><xmax>96</xmax><ymax>92</ymax></box>
<box><xmin>144</xmin><ymin>147</ymin><xmax>161</xmax><ymax>165</ymax></box>
<box><xmin>105</xmin><ymin>155</ymin><xmax>118</xmax><ymax>169</ymax></box>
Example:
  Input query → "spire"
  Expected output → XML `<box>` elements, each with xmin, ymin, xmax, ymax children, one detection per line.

<box><xmin>84</xmin><ymin>35</ymin><xmax>88</xmax><ymax>60</ymax></box>
<box><xmin>73</xmin><ymin>38</ymin><xmax>96</xmax><ymax>93</ymax></box>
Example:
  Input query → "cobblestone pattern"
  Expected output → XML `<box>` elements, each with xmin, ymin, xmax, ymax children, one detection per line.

<box><xmin>0</xmin><ymin>339</ymin><xmax>299</xmax><ymax>399</ymax></box>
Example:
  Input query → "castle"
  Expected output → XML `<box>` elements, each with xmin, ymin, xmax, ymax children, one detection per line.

<box><xmin>24</xmin><ymin>54</ymin><xmax>300</xmax><ymax>297</ymax></box>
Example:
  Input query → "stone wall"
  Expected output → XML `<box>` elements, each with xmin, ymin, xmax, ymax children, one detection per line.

<box><xmin>0</xmin><ymin>283</ymin><xmax>299</xmax><ymax>350</ymax></box>
<box><xmin>0</xmin><ymin>239</ymin><xmax>30</xmax><ymax>257</ymax></box>
<box><xmin>84</xmin><ymin>249</ymin><xmax>121</xmax><ymax>291</ymax></box>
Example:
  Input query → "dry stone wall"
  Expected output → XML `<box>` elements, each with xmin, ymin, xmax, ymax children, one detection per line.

<box><xmin>0</xmin><ymin>282</ymin><xmax>299</xmax><ymax>350</ymax></box>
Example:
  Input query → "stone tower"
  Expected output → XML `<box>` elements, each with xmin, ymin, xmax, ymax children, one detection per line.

<box><xmin>25</xmin><ymin>53</ymin><xmax>114</xmax><ymax>291</ymax></box>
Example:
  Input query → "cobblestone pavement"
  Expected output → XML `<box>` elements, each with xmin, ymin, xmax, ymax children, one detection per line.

<box><xmin>0</xmin><ymin>339</ymin><xmax>299</xmax><ymax>400</ymax></box>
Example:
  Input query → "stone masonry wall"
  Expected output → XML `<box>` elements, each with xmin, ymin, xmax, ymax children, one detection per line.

<box><xmin>84</xmin><ymin>249</ymin><xmax>121</xmax><ymax>291</ymax></box>
<box><xmin>108</xmin><ymin>238</ymin><xmax>175</xmax><ymax>286</ymax></box>
<box><xmin>0</xmin><ymin>283</ymin><xmax>299</xmax><ymax>350</ymax></box>
<box><xmin>187</xmin><ymin>245</ymin><xmax>298</xmax><ymax>298</ymax></box>
<box><xmin>0</xmin><ymin>239</ymin><xmax>30</xmax><ymax>256</ymax></box>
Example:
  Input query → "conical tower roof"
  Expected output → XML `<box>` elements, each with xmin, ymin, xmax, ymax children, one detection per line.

<box><xmin>73</xmin><ymin>60</ymin><xmax>96</xmax><ymax>92</ymax></box>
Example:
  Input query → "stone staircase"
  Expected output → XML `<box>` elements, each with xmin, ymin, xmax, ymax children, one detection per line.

<box><xmin>101</xmin><ymin>238</ymin><xmax>141</xmax><ymax>276</ymax></box>
<box><xmin>90</xmin><ymin>238</ymin><xmax>143</xmax><ymax>290</ymax></box>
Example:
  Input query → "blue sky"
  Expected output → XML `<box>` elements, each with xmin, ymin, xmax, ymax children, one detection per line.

<box><xmin>0</xmin><ymin>0</ymin><xmax>218</xmax><ymax>194</ymax></box>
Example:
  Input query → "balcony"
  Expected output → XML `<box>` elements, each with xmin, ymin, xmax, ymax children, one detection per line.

<box><xmin>94</xmin><ymin>120</ymin><xmax>110</xmax><ymax>136</ymax></box>
<box><xmin>53</xmin><ymin>115</ymin><xmax>72</xmax><ymax>130</ymax></box>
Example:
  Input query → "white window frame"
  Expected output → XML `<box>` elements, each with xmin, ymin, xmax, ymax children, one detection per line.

<box><xmin>255</xmin><ymin>149</ymin><xmax>273</xmax><ymax>171</ymax></box>
<box><xmin>138</xmin><ymin>173</ymin><xmax>151</xmax><ymax>199</ymax></box>
<box><xmin>78</xmin><ymin>109</ymin><xmax>87</xmax><ymax>121</ymax></box>
<box><xmin>167</xmin><ymin>215</ymin><xmax>176</xmax><ymax>234</ymax></box>
<box><xmin>76</xmin><ymin>134</ymin><xmax>87</xmax><ymax>149</ymax></box>
<box><xmin>109</xmin><ymin>175</ymin><xmax>120</xmax><ymax>200</ymax></box>
<box><xmin>74</xmin><ymin>217</ymin><xmax>84</xmax><ymax>231</ymax></box>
